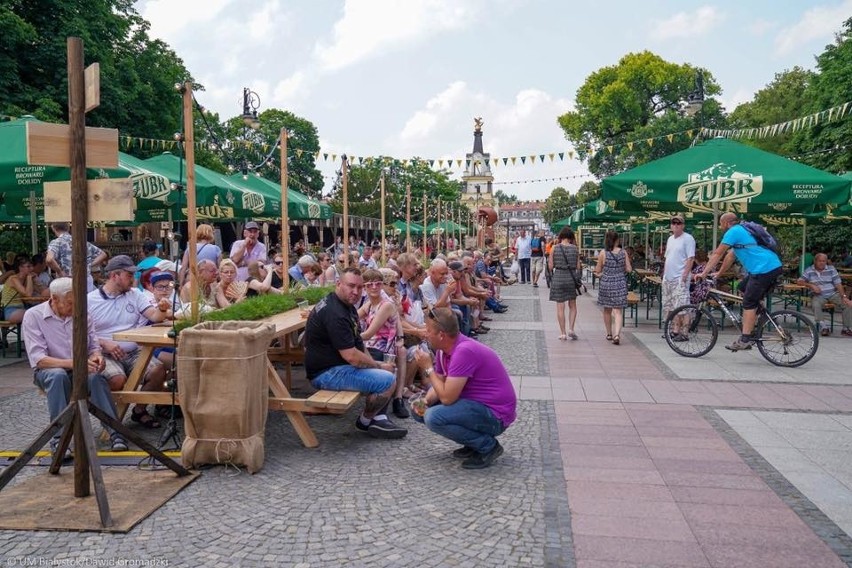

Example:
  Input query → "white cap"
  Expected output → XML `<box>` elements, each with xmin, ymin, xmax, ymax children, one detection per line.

<box><xmin>155</xmin><ymin>260</ymin><xmax>177</xmax><ymax>272</ymax></box>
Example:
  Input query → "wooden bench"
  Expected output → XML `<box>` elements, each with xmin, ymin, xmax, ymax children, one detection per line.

<box><xmin>626</xmin><ymin>292</ymin><xmax>639</xmax><ymax>327</ymax></box>
<box><xmin>0</xmin><ymin>321</ymin><xmax>22</xmax><ymax>358</ymax></box>
<box><xmin>114</xmin><ymin>388</ymin><xmax>361</xmax><ymax>415</ymax></box>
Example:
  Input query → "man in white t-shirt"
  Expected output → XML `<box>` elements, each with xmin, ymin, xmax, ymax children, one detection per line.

<box><xmin>662</xmin><ymin>215</ymin><xmax>696</xmax><ymax>339</ymax></box>
<box><xmin>513</xmin><ymin>230</ymin><xmax>532</xmax><ymax>284</ymax></box>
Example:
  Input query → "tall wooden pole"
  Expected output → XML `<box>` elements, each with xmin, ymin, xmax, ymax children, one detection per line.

<box><xmin>342</xmin><ymin>155</ymin><xmax>349</xmax><ymax>267</ymax></box>
<box><xmin>380</xmin><ymin>170</ymin><xmax>386</xmax><ymax>265</ymax></box>
<box><xmin>422</xmin><ymin>191</ymin><xmax>427</xmax><ymax>259</ymax></box>
<box><xmin>67</xmin><ymin>37</ymin><xmax>91</xmax><ymax>497</ymax></box>
<box><xmin>437</xmin><ymin>196</ymin><xmax>442</xmax><ymax>253</ymax></box>
<box><xmin>183</xmin><ymin>82</ymin><xmax>199</xmax><ymax>323</ymax></box>
<box><xmin>280</xmin><ymin>128</ymin><xmax>290</xmax><ymax>292</ymax></box>
<box><xmin>405</xmin><ymin>184</ymin><xmax>411</xmax><ymax>253</ymax></box>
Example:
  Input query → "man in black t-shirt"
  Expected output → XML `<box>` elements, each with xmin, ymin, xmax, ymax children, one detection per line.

<box><xmin>305</xmin><ymin>267</ymin><xmax>407</xmax><ymax>439</ymax></box>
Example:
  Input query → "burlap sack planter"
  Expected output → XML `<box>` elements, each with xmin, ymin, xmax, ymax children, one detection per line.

<box><xmin>178</xmin><ymin>320</ymin><xmax>276</xmax><ymax>474</ymax></box>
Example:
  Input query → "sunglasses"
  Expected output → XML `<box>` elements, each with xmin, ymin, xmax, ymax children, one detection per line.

<box><xmin>671</xmin><ymin>220</ymin><xmax>684</xmax><ymax>225</ymax></box>
<box><xmin>365</xmin><ymin>281</ymin><xmax>383</xmax><ymax>288</ymax></box>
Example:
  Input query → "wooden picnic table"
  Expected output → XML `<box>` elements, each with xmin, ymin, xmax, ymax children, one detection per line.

<box><xmin>111</xmin><ymin>307</ymin><xmax>358</xmax><ymax>448</ymax></box>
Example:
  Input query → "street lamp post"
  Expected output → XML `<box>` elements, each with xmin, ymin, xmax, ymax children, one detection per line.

<box><xmin>241</xmin><ymin>87</ymin><xmax>261</xmax><ymax>129</ymax></box>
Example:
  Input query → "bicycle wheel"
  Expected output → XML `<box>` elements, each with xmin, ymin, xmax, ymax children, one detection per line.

<box><xmin>663</xmin><ymin>304</ymin><xmax>718</xmax><ymax>357</ymax></box>
<box><xmin>756</xmin><ymin>309</ymin><xmax>819</xmax><ymax>367</ymax></box>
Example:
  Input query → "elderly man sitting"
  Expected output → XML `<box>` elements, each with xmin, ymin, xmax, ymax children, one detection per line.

<box><xmin>22</xmin><ymin>278</ymin><xmax>128</xmax><ymax>457</ymax></box>
<box><xmin>797</xmin><ymin>253</ymin><xmax>852</xmax><ymax>337</ymax></box>
<box><xmin>288</xmin><ymin>255</ymin><xmax>318</xmax><ymax>287</ymax></box>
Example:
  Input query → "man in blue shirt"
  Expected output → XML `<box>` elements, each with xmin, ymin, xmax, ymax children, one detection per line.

<box><xmin>698</xmin><ymin>213</ymin><xmax>783</xmax><ymax>351</ymax></box>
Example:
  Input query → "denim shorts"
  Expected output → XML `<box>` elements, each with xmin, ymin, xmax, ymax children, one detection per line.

<box><xmin>311</xmin><ymin>365</ymin><xmax>394</xmax><ymax>394</ymax></box>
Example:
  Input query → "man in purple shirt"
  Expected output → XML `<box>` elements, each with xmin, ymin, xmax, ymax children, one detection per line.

<box><xmin>22</xmin><ymin>278</ymin><xmax>128</xmax><ymax>457</ymax></box>
<box><xmin>413</xmin><ymin>307</ymin><xmax>517</xmax><ymax>469</ymax></box>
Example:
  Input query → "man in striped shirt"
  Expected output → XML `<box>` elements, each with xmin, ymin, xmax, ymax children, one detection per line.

<box><xmin>797</xmin><ymin>253</ymin><xmax>852</xmax><ymax>337</ymax></box>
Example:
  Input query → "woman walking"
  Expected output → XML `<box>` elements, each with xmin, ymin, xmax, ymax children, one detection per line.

<box><xmin>594</xmin><ymin>231</ymin><xmax>632</xmax><ymax>345</ymax></box>
<box><xmin>548</xmin><ymin>227</ymin><xmax>581</xmax><ymax>341</ymax></box>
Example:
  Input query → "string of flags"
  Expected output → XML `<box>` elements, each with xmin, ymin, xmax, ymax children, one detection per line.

<box><xmin>704</xmin><ymin>100</ymin><xmax>851</xmax><ymax>140</ymax></box>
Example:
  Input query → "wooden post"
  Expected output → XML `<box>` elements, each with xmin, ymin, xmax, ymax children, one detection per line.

<box><xmin>405</xmin><ymin>184</ymin><xmax>411</xmax><ymax>253</ymax></box>
<box><xmin>280</xmin><ymin>128</ymin><xmax>290</xmax><ymax>292</ymax></box>
<box><xmin>380</xmin><ymin>170</ymin><xmax>386</xmax><ymax>265</ymax></box>
<box><xmin>422</xmin><ymin>191</ymin><xmax>427</xmax><ymax>259</ymax></box>
<box><xmin>183</xmin><ymin>82</ymin><xmax>199</xmax><ymax>323</ymax></box>
<box><xmin>67</xmin><ymin>37</ymin><xmax>91</xmax><ymax>498</ymax></box>
<box><xmin>342</xmin><ymin>155</ymin><xmax>349</xmax><ymax>267</ymax></box>
<box><xmin>437</xmin><ymin>196</ymin><xmax>442</xmax><ymax>253</ymax></box>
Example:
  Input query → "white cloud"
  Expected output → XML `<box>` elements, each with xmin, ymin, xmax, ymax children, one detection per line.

<box><xmin>748</xmin><ymin>19</ymin><xmax>777</xmax><ymax>36</ymax></box>
<box><xmin>139</xmin><ymin>0</ymin><xmax>234</xmax><ymax>42</ymax></box>
<box><xmin>774</xmin><ymin>0</ymin><xmax>852</xmax><ymax>55</ymax></box>
<box><xmin>650</xmin><ymin>6</ymin><xmax>725</xmax><ymax>40</ymax></box>
<box><xmin>314</xmin><ymin>0</ymin><xmax>482</xmax><ymax>72</ymax></box>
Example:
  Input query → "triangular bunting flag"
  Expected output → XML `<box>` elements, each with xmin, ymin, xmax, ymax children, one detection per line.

<box><xmin>332</xmin><ymin>154</ymin><xmax>337</xmax><ymax>162</ymax></box>
<box><xmin>646</xmin><ymin>138</ymin><xmax>653</xmax><ymax>147</ymax></box>
<box><xmin>686</xmin><ymin>130</ymin><xmax>693</xmax><ymax>138</ymax></box>
<box><xmin>511</xmin><ymin>157</ymin><xmax>517</xmax><ymax>165</ymax></box>
<box><xmin>568</xmin><ymin>151</ymin><xmax>574</xmax><ymax>160</ymax></box>
<box><xmin>558</xmin><ymin>152</ymin><xmax>564</xmax><ymax>161</ymax></box>
<box><xmin>539</xmin><ymin>154</ymin><xmax>545</xmax><ymax>162</ymax></box>
<box><xmin>429</xmin><ymin>159</ymin><xmax>435</xmax><ymax>167</ymax></box>
<box><xmin>438</xmin><ymin>160</ymin><xmax>444</xmax><ymax>167</ymax></box>
<box><xmin>456</xmin><ymin>160</ymin><xmax>462</xmax><ymax>168</ymax></box>
<box><xmin>323</xmin><ymin>153</ymin><xmax>328</xmax><ymax>161</ymax></box>
<box><xmin>627</xmin><ymin>142</ymin><xmax>634</xmax><ymax>151</ymax></box>
<box><xmin>666</xmin><ymin>134</ymin><xmax>674</xmax><ymax>143</ymax></box>
<box><xmin>606</xmin><ymin>146</ymin><xmax>613</xmax><ymax>154</ymax></box>
<box><xmin>548</xmin><ymin>153</ymin><xmax>555</xmax><ymax>162</ymax></box>
<box><xmin>295</xmin><ymin>149</ymin><xmax>303</xmax><ymax>158</ymax></box>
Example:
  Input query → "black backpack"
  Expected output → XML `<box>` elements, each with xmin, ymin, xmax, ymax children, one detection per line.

<box><xmin>734</xmin><ymin>221</ymin><xmax>780</xmax><ymax>258</ymax></box>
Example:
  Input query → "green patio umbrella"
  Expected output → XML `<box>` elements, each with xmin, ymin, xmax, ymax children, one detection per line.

<box><xmin>139</xmin><ymin>153</ymin><xmax>280</xmax><ymax>222</ymax></box>
<box><xmin>602</xmin><ymin>138</ymin><xmax>852</xmax><ymax>216</ymax></box>
<box><xmin>427</xmin><ymin>220</ymin><xmax>467</xmax><ymax>235</ymax></box>
<box><xmin>388</xmin><ymin>220</ymin><xmax>423</xmax><ymax>235</ymax></box>
<box><xmin>230</xmin><ymin>173</ymin><xmax>331</xmax><ymax>220</ymax></box>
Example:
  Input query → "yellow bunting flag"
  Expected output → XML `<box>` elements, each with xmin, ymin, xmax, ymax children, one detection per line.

<box><xmin>646</xmin><ymin>138</ymin><xmax>654</xmax><ymax>147</ymax></box>
<box><xmin>627</xmin><ymin>142</ymin><xmax>633</xmax><ymax>151</ymax></box>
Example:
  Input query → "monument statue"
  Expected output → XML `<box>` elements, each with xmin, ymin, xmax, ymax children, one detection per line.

<box><xmin>474</xmin><ymin>117</ymin><xmax>484</xmax><ymax>132</ymax></box>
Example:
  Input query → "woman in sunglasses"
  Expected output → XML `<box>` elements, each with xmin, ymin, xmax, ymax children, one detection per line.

<box><xmin>358</xmin><ymin>269</ymin><xmax>407</xmax><ymax>417</ymax></box>
<box><xmin>215</xmin><ymin>259</ymin><xmax>247</xmax><ymax>307</ymax></box>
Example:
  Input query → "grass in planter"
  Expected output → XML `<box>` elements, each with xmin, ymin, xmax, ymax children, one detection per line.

<box><xmin>174</xmin><ymin>286</ymin><xmax>332</xmax><ymax>332</ymax></box>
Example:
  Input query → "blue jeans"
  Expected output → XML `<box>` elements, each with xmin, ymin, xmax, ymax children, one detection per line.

<box><xmin>454</xmin><ymin>305</ymin><xmax>472</xmax><ymax>336</ymax></box>
<box><xmin>311</xmin><ymin>365</ymin><xmax>394</xmax><ymax>394</ymax></box>
<box><xmin>417</xmin><ymin>398</ymin><xmax>505</xmax><ymax>454</ymax></box>
<box><xmin>33</xmin><ymin>368</ymin><xmax>119</xmax><ymax>439</ymax></box>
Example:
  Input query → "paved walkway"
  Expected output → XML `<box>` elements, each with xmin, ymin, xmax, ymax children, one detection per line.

<box><xmin>0</xmin><ymin>281</ymin><xmax>851</xmax><ymax>566</ymax></box>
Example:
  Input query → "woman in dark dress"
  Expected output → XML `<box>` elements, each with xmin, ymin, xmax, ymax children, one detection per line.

<box><xmin>594</xmin><ymin>231</ymin><xmax>632</xmax><ymax>345</ymax></box>
<box><xmin>549</xmin><ymin>227</ymin><xmax>581</xmax><ymax>341</ymax></box>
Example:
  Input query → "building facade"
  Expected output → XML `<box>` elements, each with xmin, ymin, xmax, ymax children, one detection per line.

<box><xmin>498</xmin><ymin>201</ymin><xmax>547</xmax><ymax>233</ymax></box>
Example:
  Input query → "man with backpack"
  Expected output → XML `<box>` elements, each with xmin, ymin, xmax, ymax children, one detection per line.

<box><xmin>697</xmin><ymin>213</ymin><xmax>783</xmax><ymax>351</ymax></box>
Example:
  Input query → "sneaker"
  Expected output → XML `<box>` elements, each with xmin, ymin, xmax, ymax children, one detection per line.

<box><xmin>354</xmin><ymin>417</ymin><xmax>370</xmax><ymax>432</ymax></box>
<box><xmin>367</xmin><ymin>418</ymin><xmax>408</xmax><ymax>439</ymax></box>
<box><xmin>452</xmin><ymin>446</ymin><xmax>477</xmax><ymax>458</ymax></box>
<box><xmin>461</xmin><ymin>442</ymin><xmax>504</xmax><ymax>469</ymax></box>
<box><xmin>49</xmin><ymin>438</ymin><xmax>72</xmax><ymax>461</ymax></box>
<box><xmin>726</xmin><ymin>338</ymin><xmax>754</xmax><ymax>351</ymax></box>
<box><xmin>110</xmin><ymin>436</ymin><xmax>129</xmax><ymax>452</ymax></box>
<box><xmin>392</xmin><ymin>397</ymin><xmax>410</xmax><ymax>419</ymax></box>
<box><xmin>672</xmin><ymin>333</ymin><xmax>689</xmax><ymax>342</ymax></box>
<box><xmin>821</xmin><ymin>328</ymin><xmax>831</xmax><ymax>337</ymax></box>
<box><xmin>477</xmin><ymin>324</ymin><xmax>491</xmax><ymax>331</ymax></box>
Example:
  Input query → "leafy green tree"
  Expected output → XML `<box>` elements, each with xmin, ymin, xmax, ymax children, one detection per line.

<box><xmin>1</xmin><ymin>0</ymin><xmax>192</xmax><ymax>141</ymax></box>
<box><xmin>789</xmin><ymin>18</ymin><xmax>852</xmax><ymax>174</ymax></box>
<box><xmin>494</xmin><ymin>189</ymin><xmax>518</xmax><ymax>205</ymax></box>
<box><xmin>728</xmin><ymin>67</ymin><xmax>814</xmax><ymax>155</ymax></box>
<box><xmin>575</xmin><ymin>180</ymin><xmax>601</xmax><ymax>205</ymax></box>
<box><xmin>542</xmin><ymin>187</ymin><xmax>575</xmax><ymax>226</ymax></box>
<box><xmin>557</xmin><ymin>51</ymin><xmax>724</xmax><ymax>177</ymax></box>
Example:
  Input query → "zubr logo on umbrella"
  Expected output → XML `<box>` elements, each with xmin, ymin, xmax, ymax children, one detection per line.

<box><xmin>132</xmin><ymin>173</ymin><xmax>170</xmax><ymax>201</ymax></box>
<box><xmin>677</xmin><ymin>163</ymin><xmax>763</xmax><ymax>204</ymax></box>
<box><xmin>242</xmin><ymin>191</ymin><xmax>266</xmax><ymax>214</ymax></box>
<box><xmin>630</xmin><ymin>181</ymin><xmax>649</xmax><ymax>198</ymax></box>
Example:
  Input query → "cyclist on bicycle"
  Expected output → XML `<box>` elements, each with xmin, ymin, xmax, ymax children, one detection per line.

<box><xmin>696</xmin><ymin>212</ymin><xmax>783</xmax><ymax>351</ymax></box>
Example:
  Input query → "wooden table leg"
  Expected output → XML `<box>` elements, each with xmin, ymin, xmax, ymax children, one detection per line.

<box><xmin>266</xmin><ymin>360</ymin><xmax>318</xmax><ymax>448</ymax></box>
<box><xmin>114</xmin><ymin>345</ymin><xmax>155</xmax><ymax>420</ymax></box>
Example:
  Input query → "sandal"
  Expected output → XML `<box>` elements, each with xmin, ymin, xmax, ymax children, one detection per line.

<box><xmin>558</xmin><ymin>334</ymin><xmax>567</xmax><ymax>341</ymax></box>
<box><xmin>568</xmin><ymin>331</ymin><xmax>578</xmax><ymax>340</ymax></box>
<box><xmin>131</xmin><ymin>408</ymin><xmax>161</xmax><ymax>429</ymax></box>
<box><xmin>606</xmin><ymin>334</ymin><xmax>613</xmax><ymax>341</ymax></box>
<box><xmin>612</xmin><ymin>335</ymin><xmax>620</xmax><ymax>345</ymax></box>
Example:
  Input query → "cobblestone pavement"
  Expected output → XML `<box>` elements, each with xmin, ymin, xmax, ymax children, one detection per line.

<box><xmin>3</xmin><ymin>280</ymin><xmax>852</xmax><ymax>566</ymax></box>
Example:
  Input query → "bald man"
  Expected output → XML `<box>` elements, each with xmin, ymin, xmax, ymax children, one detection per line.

<box><xmin>698</xmin><ymin>213</ymin><xmax>783</xmax><ymax>351</ymax></box>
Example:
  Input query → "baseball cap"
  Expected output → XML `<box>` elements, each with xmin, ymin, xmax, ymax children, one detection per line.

<box><xmin>448</xmin><ymin>261</ymin><xmax>464</xmax><ymax>272</ymax></box>
<box><xmin>150</xmin><ymin>271</ymin><xmax>174</xmax><ymax>285</ymax></box>
<box><xmin>104</xmin><ymin>255</ymin><xmax>138</xmax><ymax>273</ymax></box>
<box><xmin>142</xmin><ymin>241</ymin><xmax>158</xmax><ymax>253</ymax></box>
<box><xmin>244</xmin><ymin>221</ymin><xmax>260</xmax><ymax>230</ymax></box>
<box><xmin>155</xmin><ymin>259</ymin><xmax>176</xmax><ymax>272</ymax></box>
<box><xmin>671</xmin><ymin>214</ymin><xmax>685</xmax><ymax>224</ymax></box>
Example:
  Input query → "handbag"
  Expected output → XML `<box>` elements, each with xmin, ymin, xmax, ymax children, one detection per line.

<box><xmin>559</xmin><ymin>245</ymin><xmax>587</xmax><ymax>295</ymax></box>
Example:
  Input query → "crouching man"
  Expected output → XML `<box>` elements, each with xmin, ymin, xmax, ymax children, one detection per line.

<box><xmin>22</xmin><ymin>278</ymin><xmax>128</xmax><ymax>457</ymax></box>
<box><xmin>412</xmin><ymin>307</ymin><xmax>517</xmax><ymax>469</ymax></box>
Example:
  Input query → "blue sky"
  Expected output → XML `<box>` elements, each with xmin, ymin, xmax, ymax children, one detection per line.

<box><xmin>136</xmin><ymin>0</ymin><xmax>852</xmax><ymax>201</ymax></box>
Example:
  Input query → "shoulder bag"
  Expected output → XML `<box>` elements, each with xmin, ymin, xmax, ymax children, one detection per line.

<box><xmin>559</xmin><ymin>245</ymin><xmax>587</xmax><ymax>295</ymax></box>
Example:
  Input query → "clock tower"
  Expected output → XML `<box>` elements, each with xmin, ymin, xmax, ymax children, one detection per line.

<box><xmin>460</xmin><ymin>117</ymin><xmax>495</xmax><ymax>209</ymax></box>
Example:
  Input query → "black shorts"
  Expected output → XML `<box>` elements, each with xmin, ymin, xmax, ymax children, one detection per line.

<box><xmin>740</xmin><ymin>267</ymin><xmax>783</xmax><ymax>310</ymax></box>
